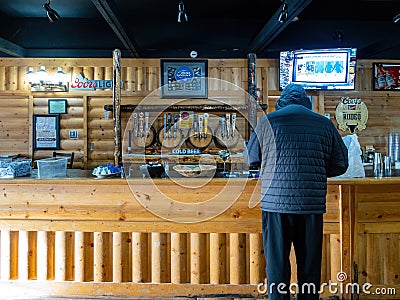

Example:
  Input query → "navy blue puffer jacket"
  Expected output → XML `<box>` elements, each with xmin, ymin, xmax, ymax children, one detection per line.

<box><xmin>245</xmin><ymin>84</ymin><xmax>348</xmax><ymax>214</ymax></box>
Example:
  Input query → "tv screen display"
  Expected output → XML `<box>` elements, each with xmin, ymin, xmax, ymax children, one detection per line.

<box><xmin>279</xmin><ymin>48</ymin><xmax>357</xmax><ymax>90</ymax></box>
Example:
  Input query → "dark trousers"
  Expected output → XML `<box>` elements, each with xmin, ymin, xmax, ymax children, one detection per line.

<box><xmin>261</xmin><ymin>211</ymin><xmax>323</xmax><ymax>300</ymax></box>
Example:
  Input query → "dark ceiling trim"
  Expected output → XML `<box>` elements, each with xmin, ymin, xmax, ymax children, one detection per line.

<box><xmin>248</xmin><ymin>0</ymin><xmax>313</xmax><ymax>54</ymax></box>
<box><xmin>91</xmin><ymin>0</ymin><xmax>140</xmax><ymax>58</ymax></box>
<box><xmin>0</xmin><ymin>37</ymin><xmax>25</xmax><ymax>57</ymax></box>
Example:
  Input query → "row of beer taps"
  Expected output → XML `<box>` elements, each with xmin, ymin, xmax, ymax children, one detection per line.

<box><xmin>132</xmin><ymin>112</ymin><xmax>150</xmax><ymax>138</ymax></box>
<box><xmin>220</xmin><ymin>113</ymin><xmax>236</xmax><ymax>139</ymax></box>
<box><xmin>163</xmin><ymin>113</ymin><xmax>181</xmax><ymax>139</ymax></box>
<box><xmin>128</xmin><ymin>111</ymin><xmax>238</xmax><ymax>142</ymax></box>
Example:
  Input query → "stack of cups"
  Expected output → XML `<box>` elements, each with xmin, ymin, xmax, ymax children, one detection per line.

<box><xmin>388</xmin><ymin>132</ymin><xmax>400</xmax><ymax>167</ymax></box>
<box><xmin>383</xmin><ymin>155</ymin><xmax>391</xmax><ymax>176</ymax></box>
<box><xmin>374</xmin><ymin>152</ymin><xmax>382</xmax><ymax>177</ymax></box>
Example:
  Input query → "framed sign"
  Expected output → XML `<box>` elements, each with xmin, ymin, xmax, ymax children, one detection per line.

<box><xmin>160</xmin><ymin>60</ymin><xmax>208</xmax><ymax>98</ymax></box>
<box><xmin>373</xmin><ymin>63</ymin><xmax>400</xmax><ymax>90</ymax></box>
<box><xmin>48</xmin><ymin>99</ymin><xmax>67</xmax><ymax>114</ymax></box>
<box><xmin>33</xmin><ymin>114</ymin><xmax>60</xmax><ymax>150</ymax></box>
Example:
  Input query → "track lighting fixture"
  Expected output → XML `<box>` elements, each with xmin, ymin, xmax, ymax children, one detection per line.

<box><xmin>25</xmin><ymin>66</ymin><xmax>69</xmax><ymax>92</ymax></box>
<box><xmin>178</xmin><ymin>1</ymin><xmax>188</xmax><ymax>23</ymax></box>
<box><xmin>43</xmin><ymin>0</ymin><xmax>60</xmax><ymax>23</ymax></box>
<box><xmin>393</xmin><ymin>13</ymin><xmax>400</xmax><ymax>24</ymax></box>
<box><xmin>278</xmin><ymin>1</ymin><xmax>289</xmax><ymax>23</ymax></box>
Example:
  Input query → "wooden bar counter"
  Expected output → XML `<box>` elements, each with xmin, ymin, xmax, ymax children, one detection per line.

<box><xmin>0</xmin><ymin>171</ymin><xmax>399</xmax><ymax>299</ymax></box>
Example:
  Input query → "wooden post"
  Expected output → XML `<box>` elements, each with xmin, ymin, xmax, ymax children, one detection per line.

<box><xmin>126</xmin><ymin>67</ymin><xmax>134</xmax><ymax>91</ymax></box>
<box><xmin>190</xmin><ymin>233</ymin><xmax>202</xmax><ymax>284</ymax></box>
<box><xmin>0</xmin><ymin>66</ymin><xmax>5</xmax><ymax>90</ymax></box>
<box><xmin>229</xmin><ymin>233</ymin><xmax>246</xmax><ymax>284</ymax></box>
<box><xmin>229</xmin><ymin>233</ymin><xmax>241</xmax><ymax>284</ymax></box>
<box><xmin>148</xmin><ymin>66</ymin><xmax>158</xmax><ymax>90</ymax></box>
<box><xmin>113</xmin><ymin>232</ymin><xmax>123</xmax><ymax>283</ymax></box>
<box><xmin>94</xmin><ymin>232</ymin><xmax>105</xmax><ymax>282</ymax></box>
<box><xmin>94</xmin><ymin>66</ymin><xmax>105</xmax><ymax>80</ymax></box>
<box><xmin>54</xmin><ymin>231</ymin><xmax>66</xmax><ymax>281</ymax></box>
<box><xmin>74</xmin><ymin>231</ymin><xmax>85</xmax><ymax>282</ymax></box>
<box><xmin>37</xmin><ymin>231</ymin><xmax>48</xmax><ymax>281</ymax></box>
<box><xmin>247</xmin><ymin>53</ymin><xmax>257</xmax><ymax>137</ymax></box>
<box><xmin>171</xmin><ymin>233</ymin><xmax>187</xmax><ymax>283</ymax></box>
<box><xmin>132</xmin><ymin>232</ymin><xmax>147</xmax><ymax>283</ymax></box>
<box><xmin>83</xmin><ymin>66</ymin><xmax>94</xmax><ymax>80</ymax></box>
<box><xmin>210</xmin><ymin>233</ymin><xmax>226</xmax><ymax>284</ymax></box>
<box><xmin>249</xmin><ymin>233</ymin><xmax>262</xmax><ymax>284</ymax></box>
<box><xmin>113</xmin><ymin>49</ymin><xmax>122</xmax><ymax>166</ymax></box>
<box><xmin>151</xmin><ymin>232</ymin><xmax>168</xmax><ymax>283</ymax></box>
<box><xmin>136</xmin><ymin>67</ymin><xmax>144</xmax><ymax>91</ymax></box>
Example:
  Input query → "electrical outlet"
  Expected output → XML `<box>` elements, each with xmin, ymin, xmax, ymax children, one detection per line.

<box><xmin>90</xmin><ymin>143</ymin><xmax>94</xmax><ymax>151</ymax></box>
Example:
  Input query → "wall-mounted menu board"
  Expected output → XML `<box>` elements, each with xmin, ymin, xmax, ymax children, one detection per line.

<box><xmin>33</xmin><ymin>114</ymin><xmax>60</xmax><ymax>150</ymax></box>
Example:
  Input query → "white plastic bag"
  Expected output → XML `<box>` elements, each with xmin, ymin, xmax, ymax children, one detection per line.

<box><xmin>336</xmin><ymin>134</ymin><xmax>365</xmax><ymax>178</ymax></box>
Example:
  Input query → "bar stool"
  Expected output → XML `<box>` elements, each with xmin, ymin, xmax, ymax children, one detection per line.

<box><xmin>52</xmin><ymin>152</ymin><xmax>74</xmax><ymax>169</ymax></box>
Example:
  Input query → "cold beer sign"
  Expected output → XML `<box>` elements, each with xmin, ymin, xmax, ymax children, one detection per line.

<box><xmin>335</xmin><ymin>97</ymin><xmax>368</xmax><ymax>133</ymax></box>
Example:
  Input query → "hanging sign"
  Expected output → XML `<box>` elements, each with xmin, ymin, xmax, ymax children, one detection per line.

<box><xmin>70</xmin><ymin>73</ymin><xmax>113</xmax><ymax>90</ymax></box>
<box><xmin>335</xmin><ymin>97</ymin><xmax>368</xmax><ymax>133</ymax></box>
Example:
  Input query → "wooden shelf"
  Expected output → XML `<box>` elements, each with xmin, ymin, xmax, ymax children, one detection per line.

<box><xmin>104</xmin><ymin>104</ymin><xmax>267</xmax><ymax>112</ymax></box>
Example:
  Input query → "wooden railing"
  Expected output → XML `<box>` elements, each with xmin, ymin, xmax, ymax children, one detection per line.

<box><xmin>0</xmin><ymin>177</ymin><xmax>342</xmax><ymax>298</ymax></box>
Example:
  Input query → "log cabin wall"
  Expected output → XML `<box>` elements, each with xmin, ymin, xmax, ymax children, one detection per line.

<box><xmin>323</xmin><ymin>60</ymin><xmax>400</xmax><ymax>155</ymax></box>
<box><xmin>0</xmin><ymin>58</ymin><xmax>276</xmax><ymax>169</ymax></box>
<box><xmin>0</xmin><ymin>58</ymin><xmax>399</xmax><ymax>166</ymax></box>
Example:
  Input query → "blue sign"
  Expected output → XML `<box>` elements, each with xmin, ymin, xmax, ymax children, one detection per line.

<box><xmin>175</xmin><ymin>66</ymin><xmax>194</xmax><ymax>82</ymax></box>
<box><xmin>69</xmin><ymin>130</ymin><xmax>78</xmax><ymax>139</ymax></box>
<box><xmin>172</xmin><ymin>148</ymin><xmax>201</xmax><ymax>155</ymax></box>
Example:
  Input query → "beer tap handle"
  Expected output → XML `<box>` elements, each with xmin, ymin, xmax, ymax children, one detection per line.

<box><xmin>231</xmin><ymin>113</ymin><xmax>236</xmax><ymax>137</ymax></box>
<box><xmin>193</xmin><ymin>114</ymin><xmax>198</xmax><ymax>139</ymax></box>
<box><xmin>133</xmin><ymin>113</ymin><xmax>138</xmax><ymax>137</ymax></box>
<box><xmin>167</xmin><ymin>113</ymin><xmax>172</xmax><ymax>138</ymax></box>
<box><xmin>139</xmin><ymin>112</ymin><xmax>144</xmax><ymax>138</ymax></box>
<box><xmin>226</xmin><ymin>113</ymin><xmax>231</xmax><ymax>140</ymax></box>
<box><xmin>163</xmin><ymin>113</ymin><xmax>167</xmax><ymax>139</ymax></box>
<box><xmin>145</xmin><ymin>112</ymin><xmax>150</xmax><ymax>137</ymax></box>
<box><xmin>127</xmin><ymin>129</ymin><xmax>132</xmax><ymax>154</ymax></box>
<box><xmin>173</xmin><ymin>114</ymin><xmax>178</xmax><ymax>139</ymax></box>
<box><xmin>221</xmin><ymin>116</ymin><xmax>225</xmax><ymax>138</ymax></box>
<box><xmin>198</xmin><ymin>115</ymin><xmax>204</xmax><ymax>140</ymax></box>
<box><xmin>204</xmin><ymin>113</ymin><xmax>209</xmax><ymax>138</ymax></box>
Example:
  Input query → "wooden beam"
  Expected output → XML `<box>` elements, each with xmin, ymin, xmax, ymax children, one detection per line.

<box><xmin>248</xmin><ymin>0</ymin><xmax>313</xmax><ymax>54</ymax></box>
<box><xmin>91</xmin><ymin>0</ymin><xmax>140</xmax><ymax>58</ymax></box>
<box><xmin>0</xmin><ymin>37</ymin><xmax>25</xmax><ymax>57</ymax></box>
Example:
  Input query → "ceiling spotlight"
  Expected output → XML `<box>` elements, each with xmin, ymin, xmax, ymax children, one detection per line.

<box><xmin>393</xmin><ymin>13</ymin><xmax>400</xmax><ymax>24</ymax></box>
<box><xmin>278</xmin><ymin>2</ymin><xmax>289</xmax><ymax>23</ymax></box>
<box><xmin>178</xmin><ymin>1</ymin><xmax>188</xmax><ymax>23</ymax></box>
<box><xmin>43</xmin><ymin>0</ymin><xmax>60</xmax><ymax>23</ymax></box>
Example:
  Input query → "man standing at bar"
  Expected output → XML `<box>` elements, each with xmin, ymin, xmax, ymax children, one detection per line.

<box><xmin>245</xmin><ymin>83</ymin><xmax>348</xmax><ymax>300</ymax></box>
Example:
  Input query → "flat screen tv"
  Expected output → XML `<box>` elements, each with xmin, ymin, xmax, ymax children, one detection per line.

<box><xmin>279</xmin><ymin>48</ymin><xmax>357</xmax><ymax>90</ymax></box>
